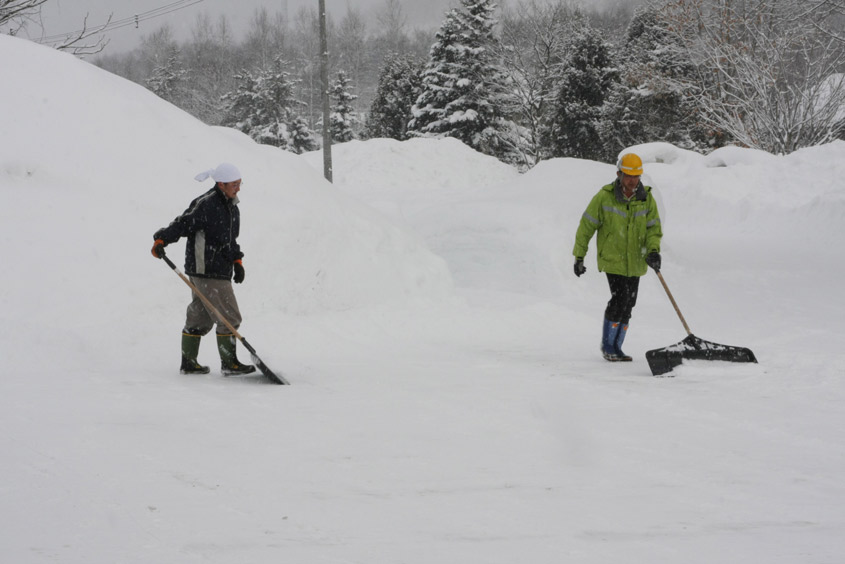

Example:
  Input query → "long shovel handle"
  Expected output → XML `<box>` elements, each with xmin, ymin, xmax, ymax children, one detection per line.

<box><xmin>159</xmin><ymin>252</ymin><xmax>244</xmax><ymax>341</ymax></box>
<box><xmin>157</xmin><ymin>250</ymin><xmax>289</xmax><ymax>385</ymax></box>
<box><xmin>655</xmin><ymin>270</ymin><xmax>692</xmax><ymax>336</ymax></box>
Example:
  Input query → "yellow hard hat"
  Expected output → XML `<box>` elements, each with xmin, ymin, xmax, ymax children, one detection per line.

<box><xmin>617</xmin><ymin>153</ymin><xmax>643</xmax><ymax>176</ymax></box>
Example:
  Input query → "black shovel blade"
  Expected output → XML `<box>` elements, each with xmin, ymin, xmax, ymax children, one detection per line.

<box><xmin>646</xmin><ymin>334</ymin><xmax>757</xmax><ymax>377</ymax></box>
<box><xmin>241</xmin><ymin>338</ymin><xmax>290</xmax><ymax>385</ymax></box>
<box><xmin>253</xmin><ymin>357</ymin><xmax>290</xmax><ymax>385</ymax></box>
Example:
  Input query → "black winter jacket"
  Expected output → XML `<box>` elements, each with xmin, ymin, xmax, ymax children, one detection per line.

<box><xmin>154</xmin><ymin>185</ymin><xmax>244</xmax><ymax>280</ymax></box>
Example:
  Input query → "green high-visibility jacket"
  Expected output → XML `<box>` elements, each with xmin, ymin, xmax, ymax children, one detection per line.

<box><xmin>573</xmin><ymin>180</ymin><xmax>662</xmax><ymax>277</ymax></box>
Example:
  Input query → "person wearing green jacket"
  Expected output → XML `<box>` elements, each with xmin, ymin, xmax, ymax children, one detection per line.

<box><xmin>573</xmin><ymin>153</ymin><xmax>662</xmax><ymax>361</ymax></box>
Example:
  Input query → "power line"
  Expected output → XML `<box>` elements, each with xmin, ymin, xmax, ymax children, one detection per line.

<box><xmin>38</xmin><ymin>0</ymin><xmax>207</xmax><ymax>44</ymax></box>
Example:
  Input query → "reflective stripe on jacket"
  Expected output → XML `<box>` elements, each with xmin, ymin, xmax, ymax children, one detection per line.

<box><xmin>154</xmin><ymin>185</ymin><xmax>243</xmax><ymax>280</ymax></box>
<box><xmin>573</xmin><ymin>180</ymin><xmax>662</xmax><ymax>277</ymax></box>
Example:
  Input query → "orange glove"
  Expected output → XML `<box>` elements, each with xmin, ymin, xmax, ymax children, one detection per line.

<box><xmin>151</xmin><ymin>239</ymin><xmax>165</xmax><ymax>258</ymax></box>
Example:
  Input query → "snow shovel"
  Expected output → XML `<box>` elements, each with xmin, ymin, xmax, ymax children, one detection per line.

<box><xmin>646</xmin><ymin>271</ymin><xmax>757</xmax><ymax>377</ymax></box>
<box><xmin>159</xmin><ymin>251</ymin><xmax>289</xmax><ymax>385</ymax></box>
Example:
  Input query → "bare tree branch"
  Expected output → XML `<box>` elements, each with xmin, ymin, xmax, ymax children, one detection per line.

<box><xmin>660</xmin><ymin>0</ymin><xmax>845</xmax><ymax>153</ymax></box>
<box><xmin>806</xmin><ymin>0</ymin><xmax>845</xmax><ymax>43</ymax></box>
<box><xmin>0</xmin><ymin>0</ymin><xmax>49</xmax><ymax>31</ymax></box>
<box><xmin>46</xmin><ymin>12</ymin><xmax>111</xmax><ymax>56</ymax></box>
<box><xmin>2</xmin><ymin>0</ymin><xmax>110</xmax><ymax>56</ymax></box>
<box><xmin>496</xmin><ymin>0</ymin><xmax>584</xmax><ymax>165</ymax></box>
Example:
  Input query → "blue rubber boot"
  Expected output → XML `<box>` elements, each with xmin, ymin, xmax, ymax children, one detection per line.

<box><xmin>601</xmin><ymin>319</ymin><xmax>622</xmax><ymax>361</ymax></box>
<box><xmin>614</xmin><ymin>323</ymin><xmax>633</xmax><ymax>362</ymax></box>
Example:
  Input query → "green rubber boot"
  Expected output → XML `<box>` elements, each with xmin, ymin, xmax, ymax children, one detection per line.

<box><xmin>181</xmin><ymin>333</ymin><xmax>210</xmax><ymax>374</ymax></box>
<box><xmin>217</xmin><ymin>333</ymin><xmax>256</xmax><ymax>376</ymax></box>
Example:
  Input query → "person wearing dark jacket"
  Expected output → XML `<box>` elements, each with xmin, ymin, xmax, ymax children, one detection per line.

<box><xmin>573</xmin><ymin>153</ymin><xmax>663</xmax><ymax>362</ymax></box>
<box><xmin>151</xmin><ymin>163</ymin><xmax>255</xmax><ymax>375</ymax></box>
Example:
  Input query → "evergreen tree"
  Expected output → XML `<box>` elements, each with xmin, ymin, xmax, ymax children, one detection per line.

<box><xmin>290</xmin><ymin>116</ymin><xmax>319</xmax><ymax>154</ymax></box>
<box><xmin>221</xmin><ymin>58</ymin><xmax>309</xmax><ymax>151</ymax></box>
<box><xmin>497</xmin><ymin>1</ymin><xmax>587</xmax><ymax>166</ymax></box>
<box><xmin>598</xmin><ymin>4</ymin><xmax>715</xmax><ymax>155</ymax></box>
<box><xmin>408</xmin><ymin>0</ymin><xmax>515</xmax><ymax>161</ymax></box>
<box><xmin>221</xmin><ymin>71</ymin><xmax>260</xmax><ymax>133</ymax></box>
<box><xmin>146</xmin><ymin>53</ymin><xmax>187</xmax><ymax>104</ymax></box>
<box><xmin>366</xmin><ymin>53</ymin><xmax>423</xmax><ymax>140</ymax></box>
<box><xmin>258</xmin><ymin>59</ymin><xmax>300</xmax><ymax>147</ymax></box>
<box><xmin>330</xmin><ymin>70</ymin><xmax>359</xmax><ymax>143</ymax></box>
<box><xmin>549</xmin><ymin>27</ymin><xmax>618</xmax><ymax>161</ymax></box>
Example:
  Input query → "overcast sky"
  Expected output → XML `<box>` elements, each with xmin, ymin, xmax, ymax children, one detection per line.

<box><xmin>33</xmin><ymin>0</ymin><xmax>453</xmax><ymax>54</ymax></box>
<box><xmin>30</xmin><ymin>0</ymin><xmax>634</xmax><ymax>55</ymax></box>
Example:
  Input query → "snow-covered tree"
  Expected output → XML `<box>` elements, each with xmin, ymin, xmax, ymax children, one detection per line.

<box><xmin>146</xmin><ymin>53</ymin><xmax>187</xmax><ymax>104</ymax></box>
<box><xmin>366</xmin><ymin>53</ymin><xmax>423</xmax><ymax>140</ymax></box>
<box><xmin>497</xmin><ymin>0</ymin><xmax>586</xmax><ymax>165</ymax></box>
<box><xmin>335</xmin><ymin>7</ymin><xmax>370</xmax><ymax>110</ymax></box>
<box><xmin>222</xmin><ymin>71</ymin><xmax>261</xmax><ymax>135</ymax></box>
<box><xmin>408</xmin><ymin>0</ymin><xmax>516</xmax><ymax>162</ymax></box>
<box><xmin>598</xmin><ymin>3</ymin><xmax>715</xmax><ymax>155</ymax></box>
<box><xmin>221</xmin><ymin>58</ymin><xmax>310</xmax><ymax>151</ymax></box>
<box><xmin>330</xmin><ymin>70</ymin><xmax>359</xmax><ymax>143</ymax></box>
<box><xmin>138</xmin><ymin>25</ymin><xmax>180</xmax><ymax>81</ymax></box>
<box><xmin>660</xmin><ymin>0</ymin><xmax>845</xmax><ymax>153</ymax></box>
<box><xmin>549</xmin><ymin>26</ymin><xmax>618</xmax><ymax>161</ymax></box>
<box><xmin>810</xmin><ymin>0</ymin><xmax>845</xmax><ymax>44</ymax></box>
<box><xmin>289</xmin><ymin>116</ymin><xmax>319</xmax><ymax>154</ymax></box>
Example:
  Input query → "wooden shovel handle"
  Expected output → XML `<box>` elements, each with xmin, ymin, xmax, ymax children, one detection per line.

<box><xmin>656</xmin><ymin>270</ymin><xmax>692</xmax><ymax>336</ymax></box>
<box><xmin>160</xmin><ymin>253</ymin><xmax>244</xmax><ymax>341</ymax></box>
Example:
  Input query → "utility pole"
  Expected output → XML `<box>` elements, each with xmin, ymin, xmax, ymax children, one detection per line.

<box><xmin>318</xmin><ymin>0</ymin><xmax>332</xmax><ymax>182</ymax></box>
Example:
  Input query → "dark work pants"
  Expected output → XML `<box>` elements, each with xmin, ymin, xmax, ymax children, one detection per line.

<box><xmin>605</xmin><ymin>273</ymin><xmax>640</xmax><ymax>324</ymax></box>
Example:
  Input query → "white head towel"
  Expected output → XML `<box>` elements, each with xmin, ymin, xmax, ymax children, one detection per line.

<box><xmin>194</xmin><ymin>163</ymin><xmax>241</xmax><ymax>183</ymax></box>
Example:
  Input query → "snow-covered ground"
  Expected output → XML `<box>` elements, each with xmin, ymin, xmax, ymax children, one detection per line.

<box><xmin>2</xmin><ymin>35</ymin><xmax>844</xmax><ymax>563</ymax></box>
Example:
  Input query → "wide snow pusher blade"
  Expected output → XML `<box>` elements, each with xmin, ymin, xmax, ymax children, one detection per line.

<box><xmin>646</xmin><ymin>334</ymin><xmax>757</xmax><ymax>377</ymax></box>
<box><xmin>647</xmin><ymin>271</ymin><xmax>757</xmax><ymax>377</ymax></box>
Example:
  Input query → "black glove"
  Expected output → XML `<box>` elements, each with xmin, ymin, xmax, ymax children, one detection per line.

<box><xmin>574</xmin><ymin>258</ymin><xmax>586</xmax><ymax>277</ymax></box>
<box><xmin>233</xmin><ymin>260</ymin><xmax>245</xmax><ymax>284</ymax></box>
<box><xmin>151</xmin><ymin>238</ymin><xmax>166</xmax><ymax>259</ymax></box>
<box><xmin>646</xmin><ymin>252</ymin><xmax>661</xmax><ymax>272</ymax></box>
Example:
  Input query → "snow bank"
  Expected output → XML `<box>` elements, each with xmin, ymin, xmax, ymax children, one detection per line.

<box><xmin>301</xmin><ymin>136</ymin><xmax>519</xmax><ymax>217</ymax></box>
<box><xmin>308</xmin><ymin>132</ymin><xmax>845</xmax><ymax>302</ymax></box>
<box><xmin>623</xmin><ymin>141</ymin><xmax>703</xmax><ymax>167</ymax></box>
<box><xmin>0</xmin><ymin>35</ymin><xmax>453</xmax><ymax>323</ymax></box>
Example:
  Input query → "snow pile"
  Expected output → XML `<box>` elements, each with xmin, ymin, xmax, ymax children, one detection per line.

<box><xmin>0</xmin><ymin>35</ymin><xmax>453</xmax><ymax>321</ymax></box>
<box><xmin>302</xmin><ymin>137</ymin><xmax>519</xmax><ymax>217</ymax></box>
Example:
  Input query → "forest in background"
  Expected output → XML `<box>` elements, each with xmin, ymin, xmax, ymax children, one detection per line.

<box><xmin>80</xmin><ymin>0</ymin><xmax>845</xmax><ymax>167</ymax></box>
<box><xmin>93</xmin><ymin>0</ymin><xmax>436</xmax><ymax>131</ymax></box>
